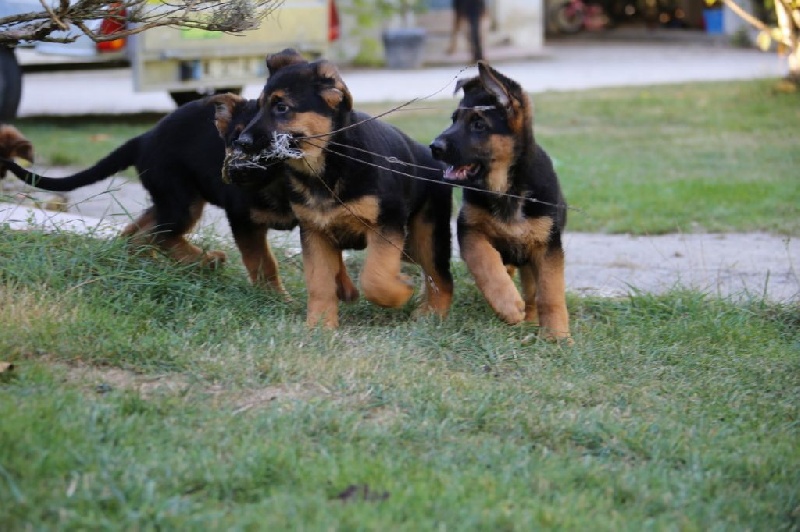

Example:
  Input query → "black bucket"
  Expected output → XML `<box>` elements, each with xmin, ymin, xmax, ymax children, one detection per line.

<box><xmin>382</xmin><ymin>28</ymin><xmax>427</xmax><ymax>69</ymax></box>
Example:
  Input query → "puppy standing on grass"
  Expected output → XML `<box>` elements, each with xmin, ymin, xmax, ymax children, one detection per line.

<box><xmin>0</xmin><ymin>100</ymin><xmax>358</xmax><ymax>302</ymax></box>
<box><xmin>228</xmin><ymin>48</ymin><xmax>454</xmax><ymax>329</ymax></box>
<box><xmin>430</xmin><ymin>61</ymin><xmax>571</xmax><ymax>341</ymax></box>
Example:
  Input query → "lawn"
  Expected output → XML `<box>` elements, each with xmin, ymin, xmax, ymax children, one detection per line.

<box><xmin>1</xmin><ymin>80</ymin><xmax>798</xmax><ymax>529</ymax></box>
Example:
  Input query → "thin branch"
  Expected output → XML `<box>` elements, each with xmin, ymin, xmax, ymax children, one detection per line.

<box><xmin>0</xmin><ymin>0</ymin><xmax>283</xmax><ymax>45</ymax></box>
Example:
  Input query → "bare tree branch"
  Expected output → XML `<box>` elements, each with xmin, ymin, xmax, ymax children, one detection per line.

<box><xmin>0</xmin><ymin>0</ymin><xmax>285</xmax><ymax>45</ymax></box>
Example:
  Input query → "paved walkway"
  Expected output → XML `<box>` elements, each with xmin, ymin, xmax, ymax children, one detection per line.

<box><xmin>2</xmin><ymin>175</ymin><xmax>797</xmax><ymax>302</ymax></box>
<box><xmin>17</xmin><ymin>41</ymin><xmax>788</xmax><ymax>115</ymax></box>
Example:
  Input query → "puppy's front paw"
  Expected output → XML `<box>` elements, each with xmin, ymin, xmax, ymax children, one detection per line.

<box><xmin>495</xmin><ymin>296</ymin><xmax>525</xmax><ymax>325</ymax></box>
<box><xmin>201</xmin><ymin>250</ymin><xmax>227</xmax><ymax>269</ymax></box>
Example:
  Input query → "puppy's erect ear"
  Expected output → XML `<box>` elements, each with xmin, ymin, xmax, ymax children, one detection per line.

<box><xmin>477</xmin><ymin>61</ymin><xmax>531</xmax><ymax>134</ymax></box>
<box><xmin>266</xmin><ymin>48</ymin><xmax>307</xmax><ymax>76</ymax></box>
<box><xmin>314</xmin><ymin>60</ymin><xmax>353</xmax><ymax>112</ymax></box>
<box><xmin>454</xmin><ymin>76</ymin><xmax>480</xmax><ymax>96</ymax></box>
<box><xmin>477</xmin><ymin>61</ymin><xmax>514</xmax><ymax>109</ymax></box>
<box><xmin>206</xmin><ymin>93</ymin><xmax>246</xmax><ymax>137</ymax></box>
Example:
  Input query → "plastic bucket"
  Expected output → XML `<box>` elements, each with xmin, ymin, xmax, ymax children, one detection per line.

<box><xmin>703</xmin><ymin>9</ymin><xmax>724</xmax><ymax>35</ymax></box>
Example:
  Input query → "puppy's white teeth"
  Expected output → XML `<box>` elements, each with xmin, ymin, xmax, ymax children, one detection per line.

<box><xmin>443</xmin><ymin>165</ymin><xmax>471</xmax><ymax>181</ymax></box>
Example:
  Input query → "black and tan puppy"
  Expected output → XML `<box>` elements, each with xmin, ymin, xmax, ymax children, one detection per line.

<box><xmin>0</xmin><ymin>98</ymin><xmax>358</xmax><ymax>301</ymax></box>
<box><xmin>0</xmin><ymin>124</ymin><xmax>34</xmax><ymax>179</ymax></box>
<box><xmin>229</xmin><ymin>48</ymin><xmax>453</xmax><ymax>328</ymax></box>
<box><xmin>430</xmin><ymin>61</ymin><xmax>570</xmax><ymax>341</ymax></box>
<box><xmin>209</xmin><ymin>92</ymin><xmax>358</xmax><ymax>303</ymax></box>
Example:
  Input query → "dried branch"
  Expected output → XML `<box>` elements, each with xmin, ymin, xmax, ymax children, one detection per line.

<box><xmin>0</xmin><ymin>0</ymin><xmax>284</xmax><ymax>45</ymax></box>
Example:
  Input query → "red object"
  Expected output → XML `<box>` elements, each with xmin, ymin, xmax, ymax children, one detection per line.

<box><xmin>329</xmin><ymin>0</ymin><xmax>340</xmax><ymax>42</ymax></box>
<box><xmin>96</xmin><ymin>4</ymin><xmax>126</xmax><ymax>53</ymax></box>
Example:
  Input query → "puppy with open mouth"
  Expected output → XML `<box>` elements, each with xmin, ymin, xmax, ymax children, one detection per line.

<box><xmin>430</xmin><ymin>61</ymin><xmax>571</xmax><ymax>342</ymax></box>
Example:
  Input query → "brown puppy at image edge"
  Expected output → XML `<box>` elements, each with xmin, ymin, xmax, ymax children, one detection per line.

<box><xmin>0</xmin><ymin>124</ymin><xmax>34</xmax><ymax>178</ymax></box>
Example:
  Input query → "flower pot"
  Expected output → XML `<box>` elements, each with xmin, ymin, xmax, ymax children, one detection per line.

<box><xmin>381</xmin><ymin>27</ymin><xmax>427</xmax><ymax>69</ymax></box>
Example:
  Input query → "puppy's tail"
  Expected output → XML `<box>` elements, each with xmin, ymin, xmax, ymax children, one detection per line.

<box><xmin>0</xmin><ymin>137</ymin><xmax>139</xmax><ymax>192</ymax></box>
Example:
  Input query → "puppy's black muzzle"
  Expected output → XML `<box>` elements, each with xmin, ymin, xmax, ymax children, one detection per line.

<box><xmin>430</xmin><ymin>137</ymin><xmax>448</xmax><ymax>161</ymax></box>
<box><xmin>233</xmin><ymin>132</ymin><xmax>256</xmax><ymax>154</ymax></box>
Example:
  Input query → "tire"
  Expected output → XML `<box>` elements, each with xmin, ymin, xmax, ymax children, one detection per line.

<box><xmin>169</xmin><ymin>87</ymin><xmax>242</xmax><ymax>107</ymax></box>
<box><xmin>0</xmin><ymin>46</ymin><xmax>23</xmax><ymax>121</ymax></box>
<box><xmin>549</xmin><ymin>0</ymin><xmax>586</xmax><ymax>34</ymax></box>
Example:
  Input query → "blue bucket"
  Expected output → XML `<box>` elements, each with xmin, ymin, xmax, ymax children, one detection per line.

<box><xmin>703</xmin><ymin>9</ymin><xmax>724</xmax><ymax>34</ymax></box>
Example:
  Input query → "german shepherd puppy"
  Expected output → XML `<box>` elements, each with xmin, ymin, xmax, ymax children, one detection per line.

<box><xmin>0</xmin><ymin>124</ymin><xmax>34</xmax><ymax>179</ymax></box>
<box><xmin>0</xmin><ymin>98</ymin><xmax>357</xmax><ymax>301</ymax></box>
<box><xmin>430</xmin><ymin>61</ymin><xmax>570</xmax><ymax>341</ymax></box>
<box><xmin>229</xmin><ymin>48</ymin><xmax>453</xmax><ymax>328</ymax></box>
<box><xmin>447</xmin><ymin>0</ymin><xmax>486</xmax><ymax>62</ymax></box>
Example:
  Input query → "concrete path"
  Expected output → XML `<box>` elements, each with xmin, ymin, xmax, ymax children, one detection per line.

<box><xmin>2</xmin><ymin>177</ymin><xmax>797</xmax><ymax>302</ymax></box>
<box><xmin>17</xmin><ymin>41</ymin><xmax>788</xmax><ymax>116</ymax></box>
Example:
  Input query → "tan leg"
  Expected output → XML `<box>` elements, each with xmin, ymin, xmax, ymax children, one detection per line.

<box><xmin>407</xmin><ymin>216</ymin><xmax>453</xmax><ymax>317</ymax></box>
<box><xmin>121</xmin><ymin>207</ymin><xmax>157</xmax><ymax>240</ymax></box>
<box><xmin>461</xmin><ymin>230</ymin><xmax>525</xmax><ymax>324</ymax></box>
<box><xmin>127</xmin><ymin>201</ymin><xmax>226</xmax><ymax>268</ymax></box>
<box><xmin>232</xmin><ymin>225</ymin><xmax>287</xmax><ymax>296</ymax></box>
<box><xmin>336</xmin><ymin>253</ymin><xmax>360</xmax><ymax>303</ymax></box>
<box><xmin>360</xmin><ymin>230</ymin><xmax>414</xmax><ymax>309</ymax></box>
<box><xmin>121</xmin><ymin>207</ymin><xmax>159</xmax><ymax>258</ymax></box>
<box><xmin>159</xmin><ymin>235</ymin><xmax>225</xmax><ymax>269</ymax></box>
<box><xmin>302</xmin><ymin>229</ymin><xmax>342</xmax><ymax>328</ymax></box>
<box><xmin>519</xmin><ymin>263</ymin><xmax>539</xmax><ymax>323</ymax></box>
<box><xmin>536</xmin><ymin>247</ymin><xmax>571</xmax><ymax>341</ymax></box>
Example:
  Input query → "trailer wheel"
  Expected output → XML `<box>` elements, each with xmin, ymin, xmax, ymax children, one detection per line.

<box><xmin>0</xmin><ymin>46</ymin><xmax>22</xmax><ymax>120</ymax></box>
<box><xmin>169</xmin><ymin>87</ymin><xmax>242</xmax><ymax>107</ymax></box>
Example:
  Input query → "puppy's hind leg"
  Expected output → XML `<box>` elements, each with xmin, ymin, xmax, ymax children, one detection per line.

<box><xmin>230</xmin><ymin>221</ymin><xmax>288</xmax><ymax>297</ymax></box>
<box><xmin>121</xmin><ymin>206</ymin><xmax>159</xmax><ymax>258</ymax></box>
<box><xmin>406</xmin><ymin>212</ymin><xmax>453</xmax><ymax>318</ymax></box>
<box><xmin>535</xmin><ymin>247</ymin><xmax>571</xmax><ymax>342</ymax></box>
<box><xmin>155</xmin><ymin>198</ymin><xmax>226</xmax><ymax>268</ymax></box>
<box><xmin>519</xmin><ymin>263</ymin><xmax>539</xmax><ymax>324</ymax></box>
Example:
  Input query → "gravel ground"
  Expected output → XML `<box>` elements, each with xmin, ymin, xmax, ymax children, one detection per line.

<box><xmin>3</xmin><ymin>177</ymin><xmax>798</xmax><ymax>303</ymax></box>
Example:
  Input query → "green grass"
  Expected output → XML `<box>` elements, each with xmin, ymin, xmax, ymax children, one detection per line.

<box><xmin>3</xmin><ymin>80</ymin><xmax>798</xmax><ymax>528</ymax></box>
<box><xmin>0</xmin><ymin>230</ymin><xmax>798</xmax><ymax>530</ymax></box>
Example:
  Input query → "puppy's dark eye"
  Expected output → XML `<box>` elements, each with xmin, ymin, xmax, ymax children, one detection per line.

<box><xmin>273</xmin><ymin>102</ymin><xmax>290</xmax><ymax>114</ymax></box>
<box><xmin>471</xmin><ymin>119</ymin><xmax>487</xmax><ymax>133</ymax></box>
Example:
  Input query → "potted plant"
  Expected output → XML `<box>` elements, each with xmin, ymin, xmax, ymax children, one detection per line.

<box><xmin>343</xmin><ymin>0</ymin><xmax>428</xmax><ymax>69</ymax></box>
<box><xmin>380</xmin><ymin>0</ymin><xmax>428</xmax><ymax>69</ymax></box>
